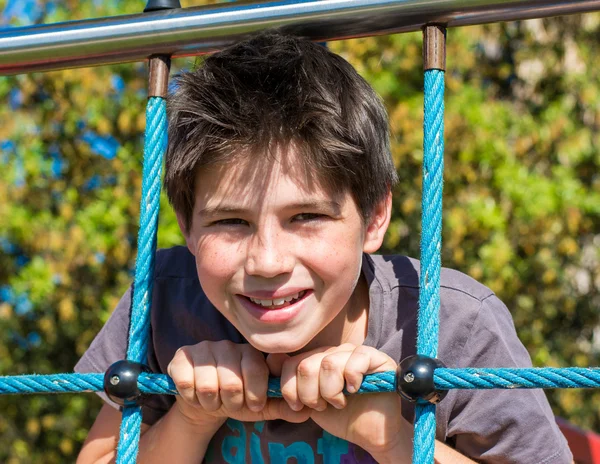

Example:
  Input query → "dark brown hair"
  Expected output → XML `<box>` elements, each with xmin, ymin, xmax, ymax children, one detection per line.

<box><xmin>165</xmin><ymin>30</ymin><xmax>398</xmax><ymax>232</ymax></box>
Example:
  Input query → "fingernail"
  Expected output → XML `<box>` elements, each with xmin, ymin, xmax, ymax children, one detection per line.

<box><xmin>291</xmin><ymin>402</ymin><xmax>303</xmax><ymax>411</ymax></box>
<box><xmin>346</xmin><ymin>384</ymin><xmax>356</xmax><ymax>394</ymax></box>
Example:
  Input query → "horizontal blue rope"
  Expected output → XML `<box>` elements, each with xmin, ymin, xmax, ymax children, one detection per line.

<box><xmin>435</xmin><ymin>367</ymin><xmax>600</xmax><ymax>389</ymax></box>
<box><xmin>1</xmin><ymin>368</ymin><xmax>600</xmax><ymax>396</ymax></box>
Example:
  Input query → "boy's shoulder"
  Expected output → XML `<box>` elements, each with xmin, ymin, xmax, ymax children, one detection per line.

<box><xmin>367</xmin><ymin>254</ymin><xmax>494</xmax><ymax>303</ymax></box>
<box><xmin>155</xmin><ymin>245</ymin><xmax>198</xmax><ymax>278</ymax></box>
<box><xmin>363</xmin><ymin>253</ymin><xmax>502</xmax><ymax>373</ymax></box>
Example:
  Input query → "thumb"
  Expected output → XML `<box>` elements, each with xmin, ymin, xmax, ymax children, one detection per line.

<box><xmin>261</xmin><ymin>399</ymin><xmax>311</xmax><ymax>423</ymax></box>
<box><xmin>266</xmin><ymin>353</ymin><xmax>289</xmax><ymax>376</ymax></box>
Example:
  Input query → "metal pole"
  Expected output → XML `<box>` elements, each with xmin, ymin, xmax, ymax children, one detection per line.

<box><xmin>0</xmin><ymin>0</ymin><xmax>599</xmax><ymax>75</ymax></box>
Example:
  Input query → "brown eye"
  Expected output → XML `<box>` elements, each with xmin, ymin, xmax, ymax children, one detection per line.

<box><xmin>293</xmin><ymin>213</ymin><xmax>325</xmax><ymax>222</ymax></box>
<box><xmin>213</xmin><ymin>218</ymin><xmax>248</xmax><ymax>226</ymax></box>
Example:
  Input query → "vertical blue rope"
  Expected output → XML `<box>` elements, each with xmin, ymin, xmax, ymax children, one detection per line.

<box><xmin>116</xmin><ymin>96</ymin><xmax>167</xmax><ymax>463</ymax></box>
<box><xmin>414</xmin><ymin>69</ymin><xmax>445</xmax><ymax>464</ymax></box>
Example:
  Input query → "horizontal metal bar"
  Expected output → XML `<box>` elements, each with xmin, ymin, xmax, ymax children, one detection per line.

<box><xmin>0</xmin><ymin>0</ymin><xmax>599</xmax><ymax>75</ymax></box>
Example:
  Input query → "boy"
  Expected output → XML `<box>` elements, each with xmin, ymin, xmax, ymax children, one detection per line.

<box><xmin>75</xmin><ymin>31</ymin><xmax>572</xmax><ymax>463</ymax></box>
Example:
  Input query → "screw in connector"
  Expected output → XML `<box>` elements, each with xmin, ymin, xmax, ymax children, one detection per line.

<box><xmin>396</xmin><ymin>354</ymin><xmax>447</xmax><ymax>404</ymax></box>
<box><xmin>103</xmin><ymin>360</ymin><xmax>151</xmax><ymax>406</ymax></box>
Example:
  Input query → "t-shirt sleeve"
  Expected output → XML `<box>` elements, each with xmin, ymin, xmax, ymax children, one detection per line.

<box><xmin>74</xmin><ymin>287</ymin><xmax>131</xmax><ymax>379</ymax></box>
<box><xmin>74</xmin><ymin>286</ymin><xmax>131</xmax><ymax>411</ymax></box>
<box><xmin>443</xmin><ymin>295</ymin><xmax>573</xmax><ymax>464</ymax></box>
<box><xmin>74</xmin><ymin>285</ymin><xmax>168</xmax><ymax>425</ymax></box>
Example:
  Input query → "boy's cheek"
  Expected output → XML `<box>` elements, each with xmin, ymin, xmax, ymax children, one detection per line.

<box><xmin>194</xmin><ymin>262</ymin><xmax>238</xmax><ymax>312</ymax></box>
<box><xmin>194</xmin><ymin>239</ymin><xmax>243</xmax><ymax>277</ymax></box>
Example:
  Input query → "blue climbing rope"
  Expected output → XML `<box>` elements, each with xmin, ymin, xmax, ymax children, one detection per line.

<box><xmin>3</xmin><ymin>367</ymin><xmax>600</xmax><ymax>396</ymax></box>
<box><xmin>414</xmin><ymin>67</ymin><xmax>445</xmax><ymax>464</ymax></box>
<box><xmin>116</xmin><ymin>96</ymin><xmax>167</xmax><ymax>464</ymax></box>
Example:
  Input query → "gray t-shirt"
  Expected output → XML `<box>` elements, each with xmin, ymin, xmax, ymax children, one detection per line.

<box><xmin>75</xmin><ymin>246</ymin><xmax>572</xmax><ymax>463</ymax></box>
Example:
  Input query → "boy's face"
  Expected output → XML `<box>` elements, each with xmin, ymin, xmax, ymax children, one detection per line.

<box><xmin>179</xmin><ymin>147</ymin><xmax>391</xmax><ymax>353</ymax></box>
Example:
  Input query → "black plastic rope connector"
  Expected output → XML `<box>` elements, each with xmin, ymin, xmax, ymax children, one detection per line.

<box><xmin>104</xmin><ymin>360</ymin><xmax>151</xmax><ymax>406</ymax></box>
<box><xmin>397</xmin><ymin>355</ymin><xmax>447</xmax><ymax>404</ymax></box>
<box><xmin>144</xmin><ymin>0</ymin><xmax>181</xmax><ymax>13</ymax></box>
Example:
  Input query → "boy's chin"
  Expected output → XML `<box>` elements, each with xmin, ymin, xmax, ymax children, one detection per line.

<box><xmin>246</xmin><ymin>333</ymin><xmax>311</xmax><ymax>355</ymax></box>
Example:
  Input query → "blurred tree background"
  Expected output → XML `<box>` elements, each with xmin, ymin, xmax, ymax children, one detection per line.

<box><xmin>0</xmin><ymin>0</ymin><xmax>599</xmax><ymax>461</ymax></box>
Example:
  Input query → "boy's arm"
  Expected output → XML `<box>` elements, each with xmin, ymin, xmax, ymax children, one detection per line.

<box><xmin>434</xmin><ymin>440</ymin><xmax>477</xmax><ymax>464</ymax></box>
<box><xmin>78</xmin><ymin>341</ymin><xmax>311</xmax><ymax>464</ymax></box>
<box><xmin>365</xmin><ymin>413</ymin><xmax>475</xmax><ymax>463</ymax></box>
<box><xmin>370</xmin><ymin>428</ymin><xmax>476</xmax><ymax>464</ymax></box>
<box><xmin>440</xmin><ymin>295</ymin><xmax>573</xmax><ymax>463</ymax></box>
<box><xmin>77</xmin><ymin>403</ymin><xmax>220</xmax><ymax>464</ymax></box>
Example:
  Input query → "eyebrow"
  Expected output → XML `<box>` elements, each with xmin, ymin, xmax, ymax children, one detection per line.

<box><xmin>198</xmin><ymin>200</ymin><xmax>342</xmax><ymax>217</ymax></box>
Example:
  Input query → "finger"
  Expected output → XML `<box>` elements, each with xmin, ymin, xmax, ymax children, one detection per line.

<box><xmin>241</xmin><ymin>347</ymin><xmax>269</xmax><ymax>412</ymax></box>
<box><xmin>344</xmin><ymin>346</ymin><xmax>396</xmax><ymax>393</ymax></box>
<box><xmin>266</xmin><ymin>353</ymin><xmax>288</xmax><ymax>377</ymax></box>
<box><xmin>216</xmin><ymin>348</ymin><xmax>245</xmax><ymax>412</ymax></box>
<box><xmin>320</xmin><ymin>351</ymin><xmax>350</xmax><ymax>409</ymax></box>
<box><xmin>297</xmin><ymin>355</ymin><xmax>327</xmax><ymax>411</ymax></box>
<box><xmin>167</xmin><ymin>347</ymin><xmax>197</xmax><ymax>405</ymax></box>
<box><xmin>261</xmin><ymin>399</ymin><xmax>311</xmax><ymax>423</ymax></box>
<box><xmin>280</xmin><ymin>349</ymin><xmax>330</xmax><ymax>411</ymax></box>
<box><xmin>280</xmin><ymin>354</ymin><xmax>302</xmax><ymax>411</ymax></box>
<box><xmin>193</xmin><ymin>360</ymin><xmax>221</xmax><ymax>412</ymax></box>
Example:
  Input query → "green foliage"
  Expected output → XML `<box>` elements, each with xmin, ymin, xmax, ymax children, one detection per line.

<box><xmin>0</xmin><ymin>1</ymin><xmax>599</xmax><ymax>461</ymax></box>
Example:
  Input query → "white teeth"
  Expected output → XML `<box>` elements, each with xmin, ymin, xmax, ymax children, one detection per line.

<box><xmin>248</xmin><ymin>291</ymin><xmax>305</xmax><ymax>307</ymax></box>
<box><xmin>249</xmin><ymin>297</ymin><xmax>272</xmax><ymax>306</ymax></box>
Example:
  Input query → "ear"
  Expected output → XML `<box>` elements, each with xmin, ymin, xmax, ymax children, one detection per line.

<box><xmin>176</xmin><ymin>211</ymin><xmax>197</xmax><ymax>256</ymax></box>
<box><xmin>362</xmin><ymin>191</ymin><xmax>392</xmax><ymax>253</ymax></box>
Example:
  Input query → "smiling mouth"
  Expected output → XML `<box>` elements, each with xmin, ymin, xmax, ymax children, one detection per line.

<box><xmin>241</xmin><ymin>290</ymin><xmax>308</xmax><ymax>310</ymax></box>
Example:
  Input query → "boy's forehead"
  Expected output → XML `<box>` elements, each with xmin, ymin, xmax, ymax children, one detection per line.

<box><xmin>192</xmin><ymin>149</ymin><xmax>344</xmax><ymax>211</ymax></box>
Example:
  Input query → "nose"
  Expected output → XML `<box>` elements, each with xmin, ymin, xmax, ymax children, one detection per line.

<box><xmin>244</xmin><ymin>225</ymin><xmax>294</xmax><ymax>278</ymax></box>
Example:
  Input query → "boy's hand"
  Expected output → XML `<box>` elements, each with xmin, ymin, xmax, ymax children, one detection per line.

<box><xmin>268</xmin><ymin>344</ymin><xmax>412</xmax><ymax>460</ymax></box>
<box><xmin>167</xmin><ymin>340</ymin><xmax>310</xmax><ymax>431</ymax></box>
